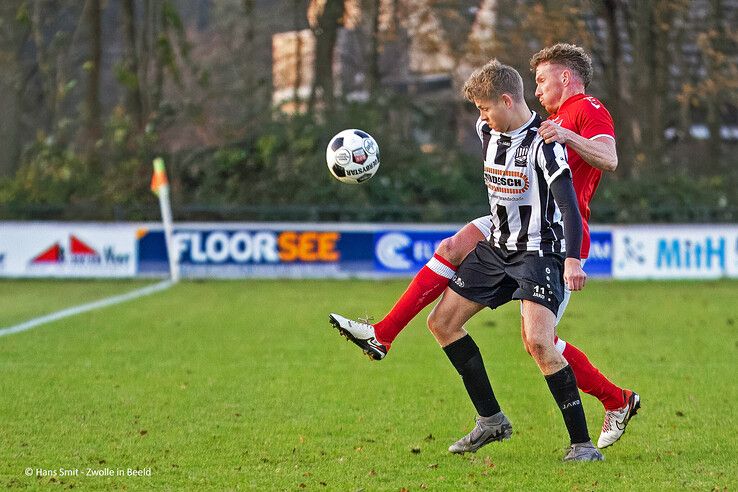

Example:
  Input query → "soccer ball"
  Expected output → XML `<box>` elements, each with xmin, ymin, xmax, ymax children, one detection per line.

<box><xmin>325</xmin><ymin>129</ymin><xmax>380</xmax><ymax>184</ymax></box>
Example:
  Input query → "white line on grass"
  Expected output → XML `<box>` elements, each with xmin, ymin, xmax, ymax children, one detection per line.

<box><xmin>0</xmin><ymin>280</ymin><xmax>175</xmax><ymax>337</ymax></box>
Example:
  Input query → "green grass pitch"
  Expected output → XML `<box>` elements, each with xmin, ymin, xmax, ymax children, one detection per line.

<box><xmin>0</xmin><ymin>279</ymin><xmax>736</xmax><ymax>490</ymax></box>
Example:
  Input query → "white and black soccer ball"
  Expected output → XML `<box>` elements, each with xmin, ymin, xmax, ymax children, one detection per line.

<box><xmin>325</xmin><ymin>129</ymin><xmax>380</xmax><ymax>184</ymax></box>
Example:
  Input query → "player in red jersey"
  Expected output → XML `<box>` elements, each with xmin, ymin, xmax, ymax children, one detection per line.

<box><xmin>330</xmin><ymin>44</ymin><xmax>639</xmax><ymax>448</ymax></box>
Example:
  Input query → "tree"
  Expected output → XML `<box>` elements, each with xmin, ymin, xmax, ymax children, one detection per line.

<box><xmin>308</xmin><ymin>0</ymin><xmax>345</xmax><ymax>113</ymax></box>
<box><xmin>121</xmin><ymin>0</ymin><xmax>145</xmax><ymax>130</ymax></box>
<box><xmin>29</xmin><ymin>0</ymin><xmax>57</xmax><ymax>134</ymax></box>
<box><xmin>84</xmin><ymin>0</ymin><xmax>102</xmax><ymax>167</ymax></box>
<box><xmin>698</xmin><ymin>0</ymin><xmax>738</xmax><ymax>170</ymax></box>
<box><xmin>365</xmin><ymin>0</ymin><xmax>381</xmax><ymax>96</ymax></box>
<box><xmin>0</xmin><ymin>0</ymin><xmax>26</xmax><ymax>175</ymax></box>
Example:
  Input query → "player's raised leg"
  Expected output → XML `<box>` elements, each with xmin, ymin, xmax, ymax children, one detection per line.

<box><xmin>427</xmin><ymin>287</ymin><xmax>512</xmax><ymax>454</ymax></box>
<box><xmin>521</xmin><ymin>300</ymin><xmax>603</xmax><ymax>462</ymax></box>
<box><xmin>329</xmin><ymin>220</ymin><xmax>487</xmax><ymax>359</ymax></box>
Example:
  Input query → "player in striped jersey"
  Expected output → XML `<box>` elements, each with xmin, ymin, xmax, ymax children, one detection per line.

<box><xmin>431</xmin><ymin>59</ymin><xmax>599</xmax><ymax>460</ymax></box>
<box><xmin>330</xmin><ymin>44</ymin><xmax>638</xmax><ymax>450</ymax></box>
<box><xmin>473</xmin><ymin>114</ymin><xmax>571</xmax><ymax>255</ymax></box>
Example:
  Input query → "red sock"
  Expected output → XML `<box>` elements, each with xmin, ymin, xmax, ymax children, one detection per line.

<box><xmin>374</xmin><ymin>254</ymin><xmax>456</xmax><ymax>347</ymax></box>
<box><xmin>555</xmin><ymin>337</ymin><xmax>625</xmax><ymax>411</ymax></box>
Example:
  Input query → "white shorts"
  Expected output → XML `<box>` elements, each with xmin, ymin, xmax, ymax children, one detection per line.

<box><xmin>471</xmin><ymin>214</ymin><xmax>584</xmax><ymax>326</ymax></box>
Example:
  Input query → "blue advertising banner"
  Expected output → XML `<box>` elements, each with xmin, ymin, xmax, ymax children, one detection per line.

<box><xmin>137</xmin><ymin>226</ymin><xmax>375</xmax><ymax>278</ymax></box>
<box><xmin>584</xmin><ymin>230</ymin><xmax>613</xmax><ymax>277</ymax></box>
<box><xmin>133</xmin><ymin>223</ymin><xmax>620</xmax><ymax>279</ymax></box>
<box><xmin>373</xmin><ymin>230</ymin><xmax>456</xmax><ymax>274</ymax></box>
<box><xmin>373</xmin><ymin>228</ymin><xmax>613</xmax><ymax>277</ymax></box>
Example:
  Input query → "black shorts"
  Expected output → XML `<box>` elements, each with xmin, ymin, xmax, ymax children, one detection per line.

<box><xmin>448</xmin><ymin>241</ymin><xmax>565</xmax><ymax>315</ymax></box>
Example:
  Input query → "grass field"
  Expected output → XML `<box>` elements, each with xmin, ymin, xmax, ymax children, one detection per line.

<box><xmin>0</xmin><ymin>279</ymin><xmax>736</xmax><ymax>490</ymax></box>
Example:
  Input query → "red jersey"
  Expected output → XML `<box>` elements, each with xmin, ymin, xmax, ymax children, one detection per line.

<box><xmin>547</xmin><ymin>93</ymin><xmax>615</xmax><ymax>258</ymax></box>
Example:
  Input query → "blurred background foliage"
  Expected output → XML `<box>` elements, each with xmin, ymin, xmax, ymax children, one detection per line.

<box><xmin>0</xmin><ymin>0</ymin><xmax>736</xmax><ymax>223</ymax></box>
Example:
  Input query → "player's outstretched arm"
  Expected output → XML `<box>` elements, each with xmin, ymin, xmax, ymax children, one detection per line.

<box><xmin>549</xmin><ymin>171</ymin><xmax>586</xmax><ymax>291</ymax></box>
<box><xmin>539</xmin><ymin>120</ymin><xmax>618</xmax><ymax>172</ymax></box>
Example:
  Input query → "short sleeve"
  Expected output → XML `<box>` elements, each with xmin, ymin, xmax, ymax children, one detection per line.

<box><xmin>576</xmin><ymin>96</ymin><xmax>616</xmax><ymax>141</ymax></box>
<box><xmin>537</xmin><ymin>141</ymin><xmax>570</xmax><ymax>185</ymax></box>
<box><xmin>475</xmin><ymin>117</ymin><xmax>485</xmax><ymax>143</ymax></box>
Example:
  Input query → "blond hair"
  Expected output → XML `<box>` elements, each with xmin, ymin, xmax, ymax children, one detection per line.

<box><xmin>530</xmin><ymin>43</ymin><xmax>593</xmax><ymax>88</ymax></box>
<box><xmin>463</xmin><ymin>59</ymin><xmax>524</xmax><ymax>103</ymax></box>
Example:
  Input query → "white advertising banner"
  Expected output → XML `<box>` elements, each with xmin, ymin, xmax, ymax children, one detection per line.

<box><xmin>0</xmin><ymin>222</ymin><xmax>137</xmax><ymax>278</ymax></box>
<box><xmin>612</xmin><ymin>225</ymin><xmax>738</xmax><ymax>279</ymax></box>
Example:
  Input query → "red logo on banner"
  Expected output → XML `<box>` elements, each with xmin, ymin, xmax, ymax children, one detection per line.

<box><xmin>31</xmin><ymin>235</ymin><xmax>100</xmax><ymax>264</ymax></box>
<box><xmin>32</xmin><ymin>243</ymin><xmax>64</xmax><ymax>263</ymax></box>
<box><xmin>70</xmin><ymin>235</ymin><xmax>98</xmax><ymax>255</ymax></box>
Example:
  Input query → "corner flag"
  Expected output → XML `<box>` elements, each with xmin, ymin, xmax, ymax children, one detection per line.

<box><xmin>151</xmin><ymin>157</ymin><xmax>180</xmax><ymax>282</ymax></box>
<box><xmin>151</xmin><ymin>157</ymin><xmax>169</xmax><ymax>195</ymax></box>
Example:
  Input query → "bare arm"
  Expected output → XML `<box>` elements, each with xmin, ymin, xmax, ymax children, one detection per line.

<box><xmin>539</xmin><ymin>120</ymin><xmax>618</xmax><ymax>172</ymax></box>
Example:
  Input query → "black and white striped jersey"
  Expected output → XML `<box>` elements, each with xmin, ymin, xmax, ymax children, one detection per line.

<box><xmin>476</xmin><ymin>112</ymin><xmax>571</xmax><ymax>254</ymax></box>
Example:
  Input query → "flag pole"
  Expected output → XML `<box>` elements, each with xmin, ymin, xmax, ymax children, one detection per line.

<box><xmin>151</xmin><ymin>157</ymin><xmax>180</xmax><ymax>282</ymax></box>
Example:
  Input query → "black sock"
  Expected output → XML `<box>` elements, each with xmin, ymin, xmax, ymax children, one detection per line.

<box><xmin>443</xmin><ymin>334</ymin><xmax>501</xmax><ymax>417</ymax></box>
<box><xmin>545</xmin><ymin>364</ymin><xmax>590</xmax><ymax>444</ymax></box>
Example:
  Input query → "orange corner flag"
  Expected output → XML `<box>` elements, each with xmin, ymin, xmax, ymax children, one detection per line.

<box><xmin>151</xmin><ymin>157</ymin><xmax>169</xmax><ymax>195</ymax></box>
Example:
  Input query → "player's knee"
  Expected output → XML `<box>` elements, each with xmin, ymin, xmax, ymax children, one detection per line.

<box><xmin>435</xmin><ymin>236</ymin><xmax>465</xmax><ymax>265</ymax></box>
<box><xmin>427</xmin><ymin>309</ymin><xmax>459</xmax><ymax>340</ymax></box>
<box><xmin>427</xmin><ymin>310</ymin><xmax>451</xmax><ymax>336</ymax></box>
<box><xmin>527</xmin><ymin>340</ymin><xmax>547</xmax><ymax>360</ymax></box>
<box><xmin>426</xmin><ymin>309</ymin><xmax>444</xmax><ymax>336</ymax></box>
<box><xmin>525</xmin><ymin>332</ymin><xmax>554</xmax><ymax>361</ymax></box>
<box><xmin>434</xmin><ymin>237</ymin><xmax>455</xmax><ymax>264</ymax></box>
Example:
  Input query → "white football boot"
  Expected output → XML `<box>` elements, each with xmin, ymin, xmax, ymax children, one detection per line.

<box><xmin>329</xmin><ymin>313</ymin><xmax>388</xmax><ymax>360</ymax></box>
<box><xmin>598</xmin><ymin>390</ymin><xmax>641</xmax><ymax>448</ymax></box>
